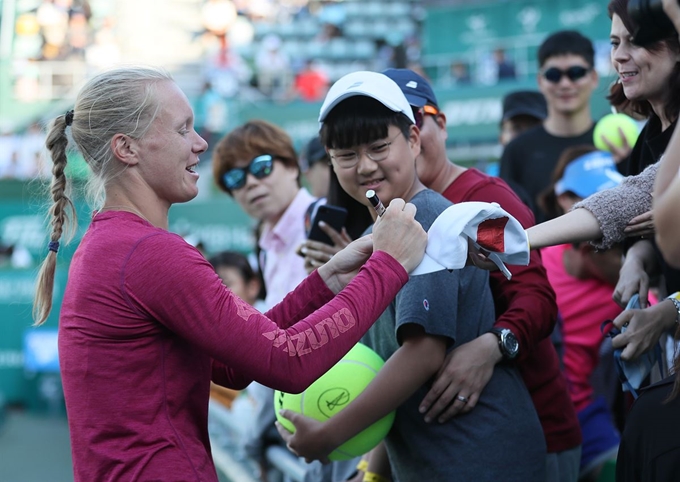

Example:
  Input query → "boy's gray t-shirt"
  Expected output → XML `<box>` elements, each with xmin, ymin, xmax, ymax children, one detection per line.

<box><xmin>363</xmin><ymin>189</ymin><xmax>546</xmax><ymax>482</ymax></box>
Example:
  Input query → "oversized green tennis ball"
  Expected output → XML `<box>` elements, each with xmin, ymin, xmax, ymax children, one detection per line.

<box><xmin>593</xmin><ymin>113</ymin><xmax>639</xmax><ymax>152</ymax></box>
<box><xmin>274</xmin><ymin>343</ymin><xmax>395</xmax><ymax>461</ymax></box>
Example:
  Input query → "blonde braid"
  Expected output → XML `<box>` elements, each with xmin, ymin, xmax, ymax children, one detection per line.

<box><xmin>33</xmin><ymin>113</ymin><xmax>76</xmax><ymax>325</ymax></box>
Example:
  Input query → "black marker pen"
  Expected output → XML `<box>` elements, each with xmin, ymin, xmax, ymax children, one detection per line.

<box><xmin>366</xmin><ymin>189</ymin><xmax>386</xmax><ymax>217</ymax></box>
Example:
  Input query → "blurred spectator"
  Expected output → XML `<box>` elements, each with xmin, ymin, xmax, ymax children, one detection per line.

<box><xmin>316</xmin><ymin>1</ymin><xmax>346</xmax><ymax>42</ymax></box>
<box><xmin>299</xmin><ymin>135</ymin><xmax>330</xmax><ymax>199</ymax></box>
<box><xmin>205</xmin><ymin>35</ymin><xmax>253</xmax><ymax>99</ymax></box>
<box><xmin>66</xmin><ymin>8</ymin><xmax>90</xmax><ymax>59</ymax></box>
<box><xmin>194</xmin><ymin>81</ymin><xmax>228</xmax><ymax>155</ymax></box>
<box><xmin>0</xmin><ymin>242</ymin><xmax>34</xmax><ymax>268</ymax></box>
<box><xmin>85</xmin><ymin>17</ymin><xmax>121</xmax><ymax>70</ymax></box>
<box><xmin>499</xmin><ymin>90</ymin><xmax>548</xmax><ymax>147</ymax></box>
<box><xmin>254</xmin><ymin>34</ymin><xmax>292</xmax><ymax>99</ymax></box>
<box><xmin>317</xmin><ymin>22</ymin><xmax>343</xmax><ymax>43</ymax></box>
<box><xmin>441</xmin><ymin>61</ymin><xmax>472</xmax><ymax>87</ymax></box>
<box><xmin>293</xmin><ymin>60</ymin><xmax>329</xmax><ymax>102</ymax></box>
<box><xmin>0</xmin><ymin>123</ymin><xmax>49</xmax><ymax>180</ymax></box>
<box><xmin>494</xmin><ymin>48</ymin><xmax>517</xmax><ymax>81</ymax></box>
<box><xmin>36</xmin><ymin>0</ymin><xmax>70</xmax><ymax>60</ymax></box>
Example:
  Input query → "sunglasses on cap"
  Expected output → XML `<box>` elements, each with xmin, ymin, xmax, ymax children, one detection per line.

<box><xmin>541</xmin><ymin>66</ymin><xmax>591</xmax><ymax>83</ymax></box>
<box><xmin>412</xmin><ymin>104</ymin><xmax>440</xmax><ymax>128</ymax></box>
<box><xmin>223</xmin><ymin>154</ymin><xmax>274</xmax><ymax>191</ymax></box>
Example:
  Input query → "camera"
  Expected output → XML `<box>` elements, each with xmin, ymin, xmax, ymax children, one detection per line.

<box><xmin>628</xmin><ymin>0</ymin><xmax>677</xmax><ymax>45</ymax></box>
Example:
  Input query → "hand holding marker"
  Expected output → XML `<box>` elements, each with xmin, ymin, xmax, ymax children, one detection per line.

<box><xmin>366</xmin><ymin>190</ymin><xmax>386</xmax><ymax>217</ymax></box>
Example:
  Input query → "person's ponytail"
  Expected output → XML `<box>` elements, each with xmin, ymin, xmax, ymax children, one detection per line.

<box><xmin>33</xmin><ymin>112</ymin><xmax>76</xmax><ymax>325</ymax></box>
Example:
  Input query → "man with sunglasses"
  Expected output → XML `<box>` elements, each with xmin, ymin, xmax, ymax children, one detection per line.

<box><xmin>384</xmin><ymin>68</ymin><xmax>582</xmax><ymax>482</ymax></box>
<box><xmin>212</xmin><ymin>120</ymin><xmax>358</xmax><ymax>482</ymax></box>
<box><xmin>500</xmin><ymin>30</ymin><xmax>599</xmax><ymax>223</ymax></box>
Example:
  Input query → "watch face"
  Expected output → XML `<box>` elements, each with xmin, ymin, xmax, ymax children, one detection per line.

<box><xmin>502</xmin><ymin>331</ymin><xmax>519</xmax><ymax>358</ymax></box>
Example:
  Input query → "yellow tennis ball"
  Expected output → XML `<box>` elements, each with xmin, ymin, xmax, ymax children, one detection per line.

<box><xmin>593</xmin><ymin>113</ymin><xmax>639</xmax><ymax>152</ymax></box>
<box><xmin>274</xmin><ymin>343</ymin><xmax>395</xmax><ymax>461</ymax></box>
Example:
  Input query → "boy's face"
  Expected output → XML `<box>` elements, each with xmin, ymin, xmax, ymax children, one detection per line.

<box><xmin>329</xmin><ymin>124</ymin><xmax>421</xmax><ymax>208</ymax></box>
<box><xmin>537</xmin><ymin>54</ymin><xmax>598</xmax><ymax>117</ymax></box>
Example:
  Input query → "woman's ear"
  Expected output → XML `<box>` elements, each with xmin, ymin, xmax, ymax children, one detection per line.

<box><xmin>110</xmin><ymin>133</ymin><xmax>139</xmax><ymax>166</ymax></box>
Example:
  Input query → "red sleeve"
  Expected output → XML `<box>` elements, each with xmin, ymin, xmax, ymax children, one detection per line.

<box><xmin>461</xmin><ymin>177</ymin><xmax>558</xmax><ymax>360</ymax></box>
<box><xmin>124</xmin><ymin>237</ymin><xmax>408</xmax><ymax>393</ymax></box>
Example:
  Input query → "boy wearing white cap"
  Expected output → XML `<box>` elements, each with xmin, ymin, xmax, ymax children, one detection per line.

<box><xmin>384</xmin><ymin>68</ymin><xmax>582</xmax><ymax>482</ymax></box>
<box><xmin>276</xmin><ymin>71</ymin><xmax>546</xmax><ymax>481</ymax></box>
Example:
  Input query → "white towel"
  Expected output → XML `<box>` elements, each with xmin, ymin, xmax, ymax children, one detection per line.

<box><xmin>410</xmin><ymin>201</ymin><xmax>530</xmax><ymax>280</ymax></box>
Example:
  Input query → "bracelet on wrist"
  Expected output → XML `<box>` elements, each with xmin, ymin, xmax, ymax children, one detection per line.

<box><xmin>666</xmin><ymin>292</ymin><xmax>680</xmax><ymax>324</ymax></box>
<box><xmin>356</xmin><ymin>459</ymin><xmax>369</xmax><ymax>472</ymax></box>
<box><xmin>363</xmin><ymin>472</ymin><xmax>389</xmax><ymax>482</ymax></box>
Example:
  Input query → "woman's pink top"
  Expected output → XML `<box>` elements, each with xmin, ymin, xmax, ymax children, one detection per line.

<box><xmin>59</xmin><ymin>211</ymin><xmax>407</xmax><ymax>481</ymax></box>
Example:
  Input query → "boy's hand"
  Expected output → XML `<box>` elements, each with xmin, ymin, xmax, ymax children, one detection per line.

<box><xmin>275</xmin><ymin>410</ymin><xmax>334</xmax><ymax>464</ymax></box>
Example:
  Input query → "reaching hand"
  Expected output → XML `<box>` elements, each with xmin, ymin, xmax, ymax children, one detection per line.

<box><xmin>418</xmin><ymin>334</ymin><xmax>500</xmax><ymax>423</ymax></box>
<box><xmin>623</xmin><ymin>210</ymin><xmax>655</xmax><ymax>239</ymax></box>
<box><xmin>275</xmin><ymin>410</ymin><xmax>333</xmax><ymax>464</ymax></box>
<box><xmin>611</xmin><ymin>300</ymin><xmax>677</xmax><ymax>360</ymax></box>
<box><xmin>466</xmin><ymin>238</ymin><xmax>498</xmax><ymax>271</ymax></box>
<box><xmin>598</xmin><ymin>127</ymin><xmax>633</xmax><ymax>164</ymax></box>
<box><xmin>298</xmin><ymin>224</ymin><xmax>353</xmax><ymax>274</ymax></box>
<box><xmin>613</xmin><ymin>254</ymin><xmax>650</xmax><ymax>309</ymax></box>
<box><xmin>372</xmin><ymin>199</ymin><xmax>427</xmax><ymax>273</ymax></box>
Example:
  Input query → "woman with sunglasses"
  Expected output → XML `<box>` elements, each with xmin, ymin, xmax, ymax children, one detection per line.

<box><xmin>33</xmin><ymin>67</ymin><xmax>427</xmax><ymax>482</ymax></box>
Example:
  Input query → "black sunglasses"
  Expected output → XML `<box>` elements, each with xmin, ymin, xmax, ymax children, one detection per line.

<box><xmin>542</xmin><ymin>66</ymin><xmax>591</xmax><ymax>83</ymax></box>
<box><xmin>223</xmin><ymin>154</ymin><xmax>274</xmax><ymax>191</ymax></box>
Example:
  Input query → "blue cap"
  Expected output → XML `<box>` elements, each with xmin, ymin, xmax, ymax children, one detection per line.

<box><xmin>554</xmin><ymin>151</ymin><xmax>625</xmax><ymax>198</ymax></box>
<box><xmin>382</xmin><ymin>68</ymin><xmax>438</xmax><ymax>108</ymax></box>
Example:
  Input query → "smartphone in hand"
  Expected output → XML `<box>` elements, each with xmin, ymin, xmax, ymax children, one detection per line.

<box><xmin>307</xmin><ymin>204</ymin><xmax>348</xmax><ymax>246</ymax></box>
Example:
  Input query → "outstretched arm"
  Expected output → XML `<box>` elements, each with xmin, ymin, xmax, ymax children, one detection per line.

<box><xmin>526</xmin><ymin>208</ymin><xmax>602</xmax><ymax>249</ymax></box>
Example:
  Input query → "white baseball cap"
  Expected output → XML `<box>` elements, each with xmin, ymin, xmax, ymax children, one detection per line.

<box><xmin>318</xmin><ymin>71</ymin><xmax>416</xmax><ymax>124</ymax></box>
<box><xmin>410</xmin><ymin>201</ymin><xmax>530</xmax><ymax>280</ymax></box>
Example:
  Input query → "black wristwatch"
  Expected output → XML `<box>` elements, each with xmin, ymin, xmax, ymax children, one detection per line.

<box><xmin>489</xmin><ymin>327</ymin><xmax>519</xmax><ymax>360</ymax></box>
